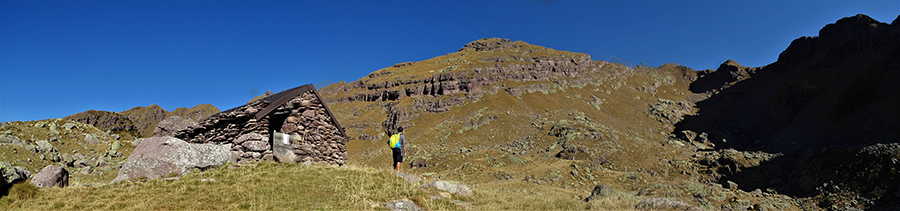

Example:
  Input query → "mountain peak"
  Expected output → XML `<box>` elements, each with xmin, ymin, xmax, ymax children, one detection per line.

<box><xmin>721</xmin><ymin>59</ymin><xmax>742</xmax><ymax>67</ymax></box>
<box><xmin>819</xmin><ymin>13</ymin><xmax>887</xmax><ymax>40</ymax></box>
<box><xmin>779</xmin><ymin>13</ymin><xmax>895</xmax><ymax>63</ymax></box>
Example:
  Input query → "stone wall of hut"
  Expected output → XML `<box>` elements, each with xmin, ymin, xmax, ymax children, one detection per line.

<box><xmin>174</xmin><ymin>90</ymin><xmax>347</xmax><ymax>165</ymax></box>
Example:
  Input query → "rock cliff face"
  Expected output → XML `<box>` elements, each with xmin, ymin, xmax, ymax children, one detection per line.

<box><xmin>677</xmin><ymin>14</ymin><xmax>900</xmax><ymax>210</ymax></box>
<box><xmin>120</xmin><ymin>105</ymin><xmax>168</xmax><ymax>136</ymax></box>
<box><xmin>321</xmin><ymin>38</ymin><xmax>604</xmax><ymax>134</ymax></box>
<box><xmin>679</xmin><ymin>14</ymin><xmax>900</xmax><ymax>151</ymax></box>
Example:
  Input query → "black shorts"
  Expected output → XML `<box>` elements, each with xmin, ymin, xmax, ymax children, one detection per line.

<box><xmin>392</xmin><ymin>148</ymin><xmax>403</xmax><ymax>163</ymax></box>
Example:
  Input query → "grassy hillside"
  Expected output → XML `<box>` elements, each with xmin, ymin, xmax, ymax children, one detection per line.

<box><xmin>2</xmin><ymin>162</ymin><xmax>641</xmax><ymax>210</ymax></box>
<box><xmin>0</xmin><ymin>119</ymin><xmax>136</xmax><ymax>185</ymax></box>
<box><xmin>320</xmin><ymin>39</ymin><xmax>798</xmax><ymax>210</ymax></box>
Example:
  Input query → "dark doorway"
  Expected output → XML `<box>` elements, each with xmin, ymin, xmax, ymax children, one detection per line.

<box><xmin>268</xmin><ymin>113</ymin><xmax>291</xmax><ymax>150</ymax></box>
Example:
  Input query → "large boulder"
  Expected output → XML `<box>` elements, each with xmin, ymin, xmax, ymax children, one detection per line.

<box><xmin>584</xmin><ymin>185</ymin><xmax>615</xmax><ymax>202</ymax></box>
<box><xmin>30</xmin><ymin>165</ymin><xmax>69</xmax><ymax>188</ymax></box>
<box><xmin>153</xmin><ymin>116</ymin><xmax>198</xmax><ymax>137</ymax></box>
<box><xmin>420</xmin><ymin>180</ymin><xmax>473</xmax><ymax>196</ymax></box>
<box><xmin>1</xmin><ymin>162</ymin><xmax>32</xmax><ymax>188</ymax></box>
<box><xmin>35</xmin><ymin>140</ymin><xmax>58</xmax><ymax>153</ymax></box>
<box><xmin>113</xmin><ymin>136</ymin><xmax>233</xmax><ymax>183</ymax></box>
<box><xmin>83</xmin><ymin>134</ymin><xmax>101</xmax><ymax>144</ymax></box>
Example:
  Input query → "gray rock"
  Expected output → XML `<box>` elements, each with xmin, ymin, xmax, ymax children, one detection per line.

<box><xmin>385</xmin><ymin>200</ymin><xmax>422</xmax><ymax>211</ymax></box>
<box><xmin>635</xmin><ymin>198</ymin><xmax>704</xmax><ymax>211</ymax></box>
<box><xmin>113</xmin><ymin>136</ymin><xmax>233</xmax><ymax>183</ymax></box>
<box><xmin>727</xmin><ymin>181</ymin><xmax>739</xmax><ymax>189</ymax></box>
<box><xmin>79</xmin><ymin>166</ymin><xmax>92</xmax><ymax>175</ymax></box>
<box><xmin>0</xmin><ymin>135</ymin><xmax>26</xmax><ymax>146</ymax></box>
<box><xmin>62</xmin><ymin>122</ymin><xmax>78</xmax><ymax>130</ymax></box>
<box><xmin>395</xmin><ymin>172</ymin><xmax>423</xmax><ymax>183</ymax></box>
<box><xmin>584</xmin><ymin>185</ymin><xmax>615</xmax><ymax>202</ymax></box>
<box><xmin>1</xmin><ymin>162</ymin><xmax>32</xmax><ymax>187</ymax></box>
<box><xmin>74</xmin><ymin>159</ymin><xmax>94</xmax><ymax>168</ymax></box>
<box><xmin>84</xmin><ymin>134</ymin><xmax>101</xmax><ymax>144</ymax></box>
<box><xmin>61</xmin><ymin>153</ymin><xmax>75</xmax><ymax>167</ymax></box>
<box><xmin>35</xmin><ymin>140</ymin><xmax>57</xmax><ymax>153</ymax></box>
<box><xmin>47</xmin><ymin>153</ymin><xmax>61</xmax><ymax>162</ymax></box>
<box><xmin>420</xmin><ymin>180</ymin><xmax>473</xmax><ymax>196</ymax></box>
<box><xmin>25</xmin><ymin>144</ymin><xmax>37</xmax><ymax>152</ymax></box>
<box><xmin>153</xmin><ymin>116</ymin><xmax>198</xmax><ymax>137</ymax></box>
<box><xmin>235</xmin><ymin>133</ymin><xmax>265</xmax><ymax>145</ymax></box>
<box><xmin>242</xmin><ymin>140</ymin><xmax>269</xmax><ymax>152</ymax></box>
<box><xmin>111</xmin><ymin>141</ymin><xmax>122</xmax><ymax>150</ymax></box>
<box><xmin>30</xmin><ymin>165</ymin><xmax>69</xmax><ymax>188</ymax></box>
<box><xmin>132</xmin><ymin>138</ymin><xmax>144</xmax><ymax>147</ymax></box>
<box><xmin>49</xmin><ymin>124</ymin><xmax>60</xmax><ymax>135</ymax></box>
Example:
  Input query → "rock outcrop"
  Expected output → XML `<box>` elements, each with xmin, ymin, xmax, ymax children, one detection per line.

<box><xmin>583</xmin><ymin>185</ymin><xmax>616</xmax><ymax>202</ymax></box>
<box><xmin>420</xmin><ymin>180</ymin><xmax>473</xmax><ymax>196</ymax></box>
<box><xmin>394</xmin><ymin>172</ymin><xmax>423</xmax><ymax>183</ymax></box>
<box><xmin>1</xmin><ymin>162</ymin><xmax>31</xmax><ymax>190</ymax></box>
<box><xmin>321</xmin><ymin>38</ymin><xmax>602</xmax><ymax>135</ymax></box>
<box><xmin>30</xmin><ymin>165</ymin><xmax>68</xmax><ymax>188</ymax></box>
<box><xmin>113</xmin><ymin>136</ymin><xmax>233</xmax><ymax>183</ymax></box>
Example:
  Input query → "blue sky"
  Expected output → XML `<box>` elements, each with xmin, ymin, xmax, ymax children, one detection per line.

<box><xmin>1</xmin><ymin>0</ymin><xmax>897</xmax><ymax>122</ymax></box>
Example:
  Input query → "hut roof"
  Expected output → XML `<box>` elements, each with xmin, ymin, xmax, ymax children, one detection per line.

<box><xmin>213</xmin><ymin>84</ymin><xmax>345</xmax><ymax>137</ymax></box>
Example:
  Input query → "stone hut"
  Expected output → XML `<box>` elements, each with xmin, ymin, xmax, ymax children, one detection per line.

<box><xmin>174</xmin><ymin>84</ymin><xmax>348</xmax><ymax>165</ymax></box>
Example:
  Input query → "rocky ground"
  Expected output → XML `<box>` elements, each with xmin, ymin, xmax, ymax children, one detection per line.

<box><xmin>1</xmin><ymin>119</ymin><xmax>134</xmax><ymax>187</ymax></box>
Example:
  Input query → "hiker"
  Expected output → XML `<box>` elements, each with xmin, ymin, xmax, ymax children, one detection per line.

<box><xmin>388</xmin><ymin>127</ymin><xmax>407</xmax><ymax>171</ymax></box>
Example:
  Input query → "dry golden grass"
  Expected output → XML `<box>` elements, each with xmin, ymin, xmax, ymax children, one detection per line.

<box><xmin>3</xmin><ymin>162</ymin><xmax>455</xmax><ymax>210</ymax></box>
<box><xmin>2</xmin><ymin>161</ymin><xmax>645</xmax><ymax>210</ymax></box>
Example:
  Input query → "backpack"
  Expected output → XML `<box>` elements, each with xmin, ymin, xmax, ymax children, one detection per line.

<box><xmin>388</xmin><ymin>134</ymin><xmax>401</xmax><ymax>148</ymax></box>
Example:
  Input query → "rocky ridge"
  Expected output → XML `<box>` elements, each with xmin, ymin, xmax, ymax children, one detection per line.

<box><xmin>63</xmin><ymin>110</ymin><xmax>137</xmax><ymax>132</ymax></box>
<box><xmin>118</xmin><ymin>104</ymin><xmax>220</xmax><ymax>137</ymax></box>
